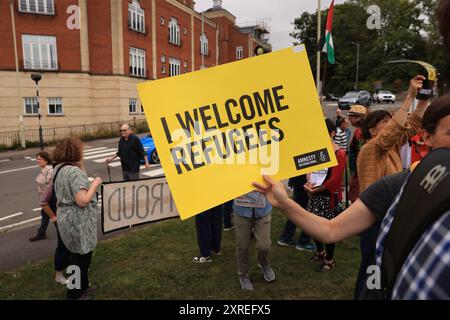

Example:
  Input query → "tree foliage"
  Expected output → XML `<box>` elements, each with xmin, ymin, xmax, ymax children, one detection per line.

<box><xmin>290</xmin><ymin>0</ymin><xmax>449</xmax><ymax>95</ymax></box>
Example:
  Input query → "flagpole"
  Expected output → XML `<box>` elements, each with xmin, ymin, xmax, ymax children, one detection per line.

<box><xmin>316</xmin><ymin>0</ymin><xmax>322</xmax><ymax>99</ymax></box>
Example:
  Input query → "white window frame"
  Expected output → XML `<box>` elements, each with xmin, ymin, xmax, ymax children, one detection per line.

<box><xmin>47</xmin><ymin>97</ymin><xmax>64</xmax><ymax>115</ymax></box>
<box><xmin>200</xmin><ymin>34</ymin><xmax>209</xmax><ymax>56</ymax></box>
<box><xmin>128</xmin><ymin>0</ymin><xmax>145</xmax><ymax>33</ymax></box>
<box><xmin>129</xmin><ymin>47</ymin><xmax>146</xmax><ymax>77</ymax></box>
<box><xmin>169</xmin><ymin>57</ymin><xmax>181</xmax><ymax>77</ymax></box>
<box><xmin>22</xmin><ymin>35</ymin><xmax>58</xmax><ymax>70</ymax></box>
<box><xmin>168</xmin><ymin>18</ymin><xmax>181</xmax><ymax>46</ymax></box>
<box><xmin>23</xmin><ymin>97</ymin><xmax>39</xmax><ymax>115</ymax></box>
<box><xmin>236</xmin><ymin>46</ymin><xmax>244</xmax><ymax>60</ymax></box>
<box><xmin>129</xmin><ymin>98</ymin><xmax>138</xmax><ymax>114</ymax></box>
<box><xmin>18</xmin><ymin>0</ymin><xmax>55</xmax><ymax>15</ymax></box>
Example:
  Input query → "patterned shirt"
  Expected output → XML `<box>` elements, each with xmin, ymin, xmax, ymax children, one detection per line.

<box><xmin>53</xmin><ymin>165</ymin><xmax>97</xmax><ymax>255</ymax></box>
<box><xmin>35</xmin><ymin>165</ymin><xmax>53</xmax><ymax>198</ymax></box>
<box><xmin>375</xmin><ymin>182</ymin><xmax>450</xmax><ymax>300</ymax></box>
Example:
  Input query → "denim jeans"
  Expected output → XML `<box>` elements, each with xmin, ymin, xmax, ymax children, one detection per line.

<box><xmin>195</xmin><ymin>205</ymin><xmax>222</xmax><ymax>257</ymax></box>
<box><xmin>36</xmin><ymin>209</ymin><xmax>50</xmax><ymax>237</ymax></box>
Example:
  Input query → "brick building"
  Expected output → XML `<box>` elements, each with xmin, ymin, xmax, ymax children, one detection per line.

<box><xmin>0</xmin><ymin>0</ymin><xmax>271</xmax><ymax>132</ymax></box>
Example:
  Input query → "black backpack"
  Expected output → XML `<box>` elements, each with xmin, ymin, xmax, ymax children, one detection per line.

<box><xmin>362</xmin><ymin>148</ymin><xmax>450</xmax><ymax>299</ymax></box>
<box><xmin>49</xmin><ymin>163</ymin><xmax>73</xmax><ymax>213</ymax></box>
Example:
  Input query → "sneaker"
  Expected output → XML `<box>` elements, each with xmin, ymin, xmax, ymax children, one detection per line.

<box><xmin>239</xmin><ymin>275</ymin><xmax>254</xmax><ymax>291</ymax></box>
<box><xmin>258</xmin><ymin>264</ymin><xmax>275</xmax><ymax>282</ymax></box>
<box><xmin>29</xmin><ymin>234</ymin><xmax>47</xmax><ymax>242</ymax></box>
<box><xmin>295</xmin><ymin>242</ymin><xmax>316</xmax><ymax>252</ymax></box>
<box><xmin>277</xmin><ymin>239</ymin><xmax>296</xmax><ymax>247</ymax></box>
<box><xmin>55</xmin><ymin>273</ymin><xmax>68</xmax><ymax>285</ymax></box>
<box><xmin>223</xmin><ymin>225</ymin><xmax>234</xmax><ymax>231</ymax></box>
<box><xmin>193</xmin><ymin>256</ymin><xmax>212</xmax><ymax>263</ymax></box>
<box><xmin>211</xmin><ymin>250</ymin><xmax>222</xmax><ymax>256</ymax></box>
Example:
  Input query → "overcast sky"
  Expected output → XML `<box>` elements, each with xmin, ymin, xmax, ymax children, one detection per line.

<box><xmin>194</xmin><ymin>0</ymin><xmax>348</xmax><ymax>51</ymax></box>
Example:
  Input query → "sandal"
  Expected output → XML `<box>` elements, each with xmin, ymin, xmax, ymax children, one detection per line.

<box><xmin>193</xmin><ymin>256</ymin><xmax>212</xmax><ymax>263</ymax></box>
<box><xmin>315</xmin><ymin>259</ymin><xmax>336</xmax><ymax>273</ymax></box>
<box><xmin>309</xmin><ymin>251</ymin><xmax>326</xmax><ymax>263</ymax></box>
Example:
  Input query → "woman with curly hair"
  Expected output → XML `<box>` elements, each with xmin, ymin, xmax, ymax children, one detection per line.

<box><xmin>52</xmin><ymin>137</ymin><xmax>102</xmax><ymax>300</ymax></box>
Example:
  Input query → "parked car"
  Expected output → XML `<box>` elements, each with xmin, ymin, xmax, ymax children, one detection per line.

<box><xmin>338</xmin><ymin>90</ymin><xmax>372</xmax><ymax>109</ymax></box>
<box><xmin>140</xmin><ymin>134</ymin><xmax>160</xmax><ymax>164</ymax></box>
<box><xmin>373</xmin><ymin>90</ymin><xmax>396</xmax><ymax>103</ymax></box>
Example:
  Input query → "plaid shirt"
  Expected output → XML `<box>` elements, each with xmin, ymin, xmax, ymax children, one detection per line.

<box><xmin>375</xmin><ymin>181</ymin><xmax>450</xmax><ymax>300</ymax></box>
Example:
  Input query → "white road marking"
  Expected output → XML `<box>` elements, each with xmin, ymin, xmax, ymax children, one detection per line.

<box><xmin>0</xmin><ymin>212</ymin><xmax>24</xmax><ymax>222</ymax></box>
<box><xmin>84</xmin><ymin>148</ymin><xmax>117</xmax><ymax>156</ymax></box>
<box><xmin>0</xmin><ymin>217</ymin><xmax>41</xmax><ymax>232</ymax></box>
<box><xmin>84</xmin><ymin>151</ymin><xmax>117</xmax><ymax>160</ymax></box>
<box><xmin>83</xmin><ymin>147</ymin><xmax>108</xmax><ymax>153</ymax></box>
<box><xmin>142</xmin><ymin>168</ymin><xmax>164</xmax><ymax>177</ymax></box>
<box><xmin>0</xmin><ymin>165</ymin><xmax>38</xmax><ymax>175</ymax></box>
<box><xmin>32</xmin><ymin>208</ymin><xmax>41</xmax><ymax>212</ymax></box>
<box><xmin>0</xmin><ymin>159</ymin><xmax>10</xmax><ymax>163</ymax></box>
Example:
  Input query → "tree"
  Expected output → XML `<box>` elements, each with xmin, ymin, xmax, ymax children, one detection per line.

<box><xmin>290</xmin><ymin>0</ymin><xmax>449</xmax><ymax>95</ymax></box>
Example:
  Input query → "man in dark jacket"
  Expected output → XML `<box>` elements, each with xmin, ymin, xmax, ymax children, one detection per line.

<box><xmin>107</xmin><ymin>123</ymin><xmax>150</xmax><ymax>181</ymax></box>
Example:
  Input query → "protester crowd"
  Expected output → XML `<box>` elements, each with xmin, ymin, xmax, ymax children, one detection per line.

<box><xmin>26</xmin><ymin>0</ymin><xmax>450</xmax><ymax>300</ymax></box>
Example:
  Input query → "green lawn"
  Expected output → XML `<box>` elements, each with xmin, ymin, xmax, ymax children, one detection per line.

<box><xmin>0</xmin><ymin>209</ymin><xmax>360</xmax><ymax>300</ymax></box>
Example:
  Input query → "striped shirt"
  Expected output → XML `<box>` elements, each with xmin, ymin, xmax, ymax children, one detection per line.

<box><xmin>334</xmin><ymin>127</ymin><xmax>348</xmax><ymax>151</ymax></box>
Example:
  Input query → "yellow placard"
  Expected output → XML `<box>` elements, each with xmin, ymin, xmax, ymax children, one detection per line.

<box><xmin>138</xmin><ymin>45</ymin><xmax>337</xmax><ymax>220</ymax></box>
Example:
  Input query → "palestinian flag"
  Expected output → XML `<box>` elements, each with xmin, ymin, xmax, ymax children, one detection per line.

<box><xmin>318</xmin><ymin>0</ymin><xmax>335</xmax><ymax>64</ymax></box>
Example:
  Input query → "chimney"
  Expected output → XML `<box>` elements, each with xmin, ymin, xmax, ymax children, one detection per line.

<box><xmin>213</xmin><ymin>0</ymin><xmax>222</xmax><ymax>9</ymax></box>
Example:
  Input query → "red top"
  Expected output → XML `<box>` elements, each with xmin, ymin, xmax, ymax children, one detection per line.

<box><xmin>410</xmin><ymin>134</ymin><xmax>431</xmax><ymax>163</ymax></box>
<box><xmin>323</xmin><ymin>148</ymin><xmax>347</xmax><ymax>209</ymax></box>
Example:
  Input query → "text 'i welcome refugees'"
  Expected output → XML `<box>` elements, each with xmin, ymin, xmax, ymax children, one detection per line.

<box><xmin>160</xmin><ymin>85</ymin><xmax>290</xmax><ymax>174</ymax></box>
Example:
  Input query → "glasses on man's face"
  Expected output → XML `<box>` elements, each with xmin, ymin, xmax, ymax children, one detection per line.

<box><xmin>120</xmin><ymin>129</ymin><xmax>127</xmax><ymax>132</ymax></box>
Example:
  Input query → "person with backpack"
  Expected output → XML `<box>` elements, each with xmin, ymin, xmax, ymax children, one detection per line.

<box><xmin>252</xmin><ymin>94</ymin><xmax>450</xmax><ymax>299</ymax></box>
<box><xmin>40</xmin><ymin>178</ymin><xmax>70</xmax><ymax>285</ymax></box>
<box><xmin>52</xmin><ymin>137</ymin><xmax>102</xmax><ymax>300</ymax></box>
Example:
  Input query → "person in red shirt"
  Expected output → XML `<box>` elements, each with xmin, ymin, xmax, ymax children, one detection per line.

<box><xmin>410</xmin><ymin>134</ymin><xmax>431</xmax><ymax>163</ymax></box>
<box><xmin>303</xmin><ymin>118</ymin><xmax>347</xmax><ymax>272</ymax></box>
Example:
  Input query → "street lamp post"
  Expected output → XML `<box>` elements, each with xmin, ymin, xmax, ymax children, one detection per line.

<box><xmin>352</xmin><ymin>42</ymin><xmax>360</xmax><ymax>90</ymax></box>
<box><xmin>31</xmin><ymin>73</ymin><xmax>44</xmax><ymax>150</ymax></box>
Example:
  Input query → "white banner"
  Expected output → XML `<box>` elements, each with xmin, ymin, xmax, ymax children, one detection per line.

<box><xmin>101</xmin><ymin>177</ymin><xmax>179</xmax><ymax>233</ymax></box>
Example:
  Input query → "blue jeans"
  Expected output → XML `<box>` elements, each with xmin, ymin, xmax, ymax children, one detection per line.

<box><xmin>195</xmin><ymin>205</ymin><xmax>222</xmax><ymax>258</ymax></box>
<box><xmin>279</xmin><ymin>185</ymin><xmax>312</xmax><ymax>244</ymax></box>
<box><xmin>222</xmin><ymin>200</ymin><xmax>234</xmax><ymax>228</ymax></box>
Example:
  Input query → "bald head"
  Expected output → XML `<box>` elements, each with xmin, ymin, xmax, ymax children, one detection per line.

<box><xmin>120</xmin><ymin>123</ymin><xmax>132</xmax><ymax>139</ymax></box>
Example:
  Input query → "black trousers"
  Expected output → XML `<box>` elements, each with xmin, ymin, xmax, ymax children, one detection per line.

<box><xmin>195</xmin><ymin>205</ymin><xmax>222</xmax><ymax>258</ymax></box>
<box><xmin>66</xmin><ymin>251</ymin><xmax>92</xmax><ymax>300</ymax></box>
<box><xmin>54</xmin><ymin>225</ymin><xmax>70</xmax><ymax>272</ymax></box>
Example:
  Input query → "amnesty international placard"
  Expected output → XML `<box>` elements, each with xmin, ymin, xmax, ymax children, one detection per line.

<box><xmin>138</xmin><ymin>45</ymin><xmax>336</xmax><ymax>220</ymax></box>
<box><xmin>102</xmin><ymin>177</ymin><xmax>178</xmax><ymax>233</ymax></box>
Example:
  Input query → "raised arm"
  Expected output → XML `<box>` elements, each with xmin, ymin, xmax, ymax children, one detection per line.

<box><xmin>253</xmin><ymin>176</ymin><xmax>378</xmax><ymax>244</ymax></box>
